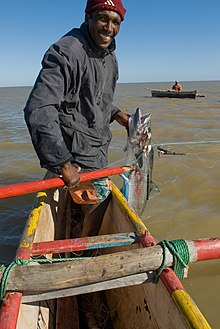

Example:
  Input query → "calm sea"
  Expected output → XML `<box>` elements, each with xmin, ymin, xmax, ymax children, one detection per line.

<box><xmin>0</xmin><ymin>81</ymin><xmax>220</xmax><ymax>327</ymax></box>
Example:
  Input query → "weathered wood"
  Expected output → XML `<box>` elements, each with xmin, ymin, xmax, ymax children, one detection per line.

<box><xmin>2</xmin><ymin>238</ymin><xmax>220</xmax><ymax>295</ymax></box>
<box><xmin>56</xmin><ymin>297</ymin><xmax>79</xmax><ymax>329</ymax></box>
<box><xmin>4</xmin><ymin>244</ymin><xmax>171</xmax><ymax>292</ymax></box>
<box><xmin>31</xmin><ymin>232</ymin><xmax>138</xmax><ymax>255</ymax></box>
<box><xmin>21</xmin><ymin>273</ymin><xmax>149</xmax><ymax>303</ymax></box>
<box><xmin>0</xmin><ymin>292</ymin><xmax>22</xmax><ymax>328</ymax></box>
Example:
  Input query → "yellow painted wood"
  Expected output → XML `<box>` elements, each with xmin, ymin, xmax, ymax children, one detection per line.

<box><xmin>26</xmin><ymin>192</ymin><xmax>47</xmax><ymax>236</ymax></box>
<box><xmin>112</xmin><ymin>183</ymin><xmax>211</xmax><ymax>328</ymax></box>
<box><xmin>172</xmin><ymin>289</ymin><xmax>211</xmax><ymax>329</ymax></box>
<box><xmin>19</xmin><ymin>192</ymin><xmax>47</xmax><ymax>249</ymax></box>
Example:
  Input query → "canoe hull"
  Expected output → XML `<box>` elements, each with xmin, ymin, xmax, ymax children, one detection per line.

<box><xmin>2</xmin><ymin>184</ymin><xmax>210</xmax><ymax>329</ymax></box>
<box><xmin>151</xmin><ymin>89</ymin><xmax>198</xmax><ymax>99</ymax></box>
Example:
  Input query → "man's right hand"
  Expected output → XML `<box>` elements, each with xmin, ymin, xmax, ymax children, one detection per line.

<box><xmin>60</xmin><ymin>161</ymin><xmax>81</xmax><ymax>188</ymax></box>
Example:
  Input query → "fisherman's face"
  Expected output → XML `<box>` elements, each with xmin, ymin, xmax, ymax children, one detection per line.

<box><xmin>86</xmin><ymin>10</ymin><xmax>121</xmax><ymax>49</ymax></box>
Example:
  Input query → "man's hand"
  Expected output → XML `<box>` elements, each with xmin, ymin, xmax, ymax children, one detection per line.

<box><xmin>60</xmin><ymin>161</ymin><xmax>81</xmax><ymax>188</ymax></box>
<box><xmin>112</xmin><ymin>111</ymin><xmax>129</xmax><ymax>132</ymax></box>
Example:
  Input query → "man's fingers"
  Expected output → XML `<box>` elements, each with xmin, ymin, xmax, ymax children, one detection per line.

<box><xmin>74</xmin><ymin>165</ymin><xmax>81</xmax><ymax>172</ymax></box>
<box><xmin>68</xmin><ymin>177</ymin><xmax>80</xmax><ymax>189</ymax></box>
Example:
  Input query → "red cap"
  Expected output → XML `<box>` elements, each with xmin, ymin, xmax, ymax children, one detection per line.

<box><xmin>85</xmin><ymin>0</ymin><xmax>126</xmax><ymax>21</ymax></box>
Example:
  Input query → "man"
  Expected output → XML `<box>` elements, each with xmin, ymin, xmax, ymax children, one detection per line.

<box><xmin>172</xmin><ymin>80</ymin><xmax>183</xmax><ymax>92</ymax></box>
<box><xmin>24</xmin><ymin>0</ymin><xmax>128</xmax><ymax>236</ymax></box>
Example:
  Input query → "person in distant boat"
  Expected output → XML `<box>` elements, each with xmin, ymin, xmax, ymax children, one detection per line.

<box><xmin>24</xmin><ymin>0</ymin><xmax>129</xmax><ymax>237</ymax></box>
<box><xmin>172</xmin><ymin>81</ymin><xmax>183</xmax><ymax>92</ymax></box>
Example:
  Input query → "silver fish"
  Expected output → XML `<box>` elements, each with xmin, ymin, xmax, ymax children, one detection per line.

<box><xmin>121</xmin><ymin>108</ymin><xmax>159</xmax><ymax>216</ymax></box>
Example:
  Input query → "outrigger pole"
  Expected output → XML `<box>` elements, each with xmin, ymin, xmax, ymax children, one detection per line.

<box><xmin>0</xmin><ymin>166</ymin><xmax>132</xmax><ymax>199</ymax></box>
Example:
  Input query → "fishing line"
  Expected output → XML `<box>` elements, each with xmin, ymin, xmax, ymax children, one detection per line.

<box><xmin>168</xmin><ymin>149</ymin><xmax>219</xmax><ymax>169</ymax></box>
<box><xmin>153</xmin><ymin>137</ymin><xmax>220</xmax><ymax>171</ymax></box>
<box><xmin>184</xmin><ymin>150</ymin><xmax>220</xmax><ymax>156</ymax></box>
<box><xmin>185</xmin><ymin>153</ymin><xmax>219</xmax><ymax>169</ymax></box>
<box><xmin>108</xmin><ymin>156</ymin><xmax>127</xmax><ymax>167</ymax></box>
<box><xmin>109</xmin><ymin>137</ymin><xmax>220</xmax><ymax>168</ymax></box>
<box><xmin>108</xmin><ymin>152</ymin><xmax>142</xmax><ymax>168</ymax></box>
<box><xmin>107</xmin><ymin>137</ymin><xmax>219</xmax><ymax>199</ymax></box>
<box><xmin>152</xmin><ymin>139</ymin><xmax>220</xmax><ymax>147</ymax></box>
<box><xmin>157</xmin><ymin>151</ymin><xmax>219</xmax><ymax>169</ymax></box>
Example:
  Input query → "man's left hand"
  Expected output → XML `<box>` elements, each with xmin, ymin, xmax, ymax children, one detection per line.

<box><xmin>113</xmin><ymin>111</ymin><xmax>129</xmax><ymax>132</ymax></box>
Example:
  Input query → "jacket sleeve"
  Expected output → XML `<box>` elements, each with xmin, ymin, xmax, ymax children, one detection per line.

<box><xmin>110</xmin><ymin>106</ymin><xmax>121</xmax><ymax>123</ymax></box>
<box><xmin>24</xmin><ymin>44</ymin><xmax>74</xmax><ymax>174</ymax></box>
<box><xmin>109</xmin><ymin>53</ymin><xmax>121</xmax><ymax>121</ymax></box>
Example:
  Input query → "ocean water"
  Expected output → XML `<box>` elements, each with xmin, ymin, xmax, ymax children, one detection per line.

<box><xmin>0</xmin><ymin>81</ymin><xmax>220</xmax><ymax>327</ymax></box>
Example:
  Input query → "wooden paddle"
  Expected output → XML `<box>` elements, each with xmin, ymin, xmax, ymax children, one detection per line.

<box><xmin>0</xmin><ymin>166</ymin><xmax>131</xmax><ymax>199</ymax></box>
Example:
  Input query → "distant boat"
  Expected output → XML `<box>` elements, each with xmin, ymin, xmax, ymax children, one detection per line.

<box><xmin>151</xmin><ymin>89</ymin><xmax>198</xmax><ymax>99</ymax></box>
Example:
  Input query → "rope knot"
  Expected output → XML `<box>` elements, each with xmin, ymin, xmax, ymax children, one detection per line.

<box><xmin>0</xmin><ymin>258</ymin><xmax>30</xmax><ymax>304</ymax></box>
<box><xmin>154</xmin><ymin>239</ymin><xmax>190</xmax><ymax>283</ymax></box>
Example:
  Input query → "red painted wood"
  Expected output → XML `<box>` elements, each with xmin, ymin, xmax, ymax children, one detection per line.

<box><xmin>140</xmin><ymin>231</ymin><xmax>156</xmax><ymax>247</ymax></box>
<box><xmin>32</xmin><ymin>237</ymin><xmax>89</xmax><ymax>255</ymax></box>
<box><xmin>0</xmin><ymin>293</ymin><xmax>22</xmax><ymax>329</ymax></box>
<box><xmin>0</xmin><ymin>166</ymin><xmax>130</xmax><ymax>199</ymax></box>
<box><xmin>160</xmin><ymin>268</ymin><xmax>185</xmax><ymax>294</ymax></box>
<box><xmin>193</xmin><ymin>238</ymin><xmax>220</xmax><ymax>261</ymax></box>
<box><xmin>140</xmin><ymin>237</ymin><xmax>220</xmax><ymax>294</ymax></box>
<box><xmin>0</xmin><ymin>234</ymin><xmax>34</xmax><ymax>327</ymax></box>
<box><xmin>15</xmin><ymin>247</ymin><xmax>32</xmax><ymax>260</ymax></box>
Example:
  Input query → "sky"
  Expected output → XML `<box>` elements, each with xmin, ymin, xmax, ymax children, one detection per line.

<box><xmin>0</xmin><ymin>0</ymin><xmax>219</xmax><ymax>87</ymax></box>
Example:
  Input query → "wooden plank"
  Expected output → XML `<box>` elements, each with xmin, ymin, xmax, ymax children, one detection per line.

<box><xmin>31</xmin><ymin>232</ymin><xmax>138</xmax><ymax>255</ymax></box>
<box><xmin>4</xmin><ymin>244</ymin><xmax>172</xmax><ymax>292</ymax></box>
<box><xmin>56</xmin><ymin>297</ymin><xmax>79</xmax><ymax>329</ymax></box>
<box><xmin>21</xmin><ymin>273</ymin><xmax>148</xmax><ymax>303</ymax></box>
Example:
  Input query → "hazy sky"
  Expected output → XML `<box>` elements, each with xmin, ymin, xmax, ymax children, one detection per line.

<box><xmin>1</xmin><ymin>0</ymin><xmax>219</xmax><ymax>87</ymax></box>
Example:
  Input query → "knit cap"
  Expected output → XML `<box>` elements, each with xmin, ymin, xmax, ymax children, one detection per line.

<box><xmin>85</xmin><ymin>0</ymin><xmax>126</xmax><ymax>21</ymax></box>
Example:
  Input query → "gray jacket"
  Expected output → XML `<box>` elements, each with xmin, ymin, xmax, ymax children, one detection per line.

<box><xmin>24</xmin><ymin>23</ymin><xmax>120</xmax><ymax>174</ymax></box>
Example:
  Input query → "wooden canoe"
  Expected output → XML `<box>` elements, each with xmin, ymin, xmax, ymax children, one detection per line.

<box><xmin>151</xmin><ymin>89</ymin><xmax>198</xmax><ymax>99</ymax></box>
<box><xmin>0</xmin><ymin>182</ymin><xmax>211</xmax><ymax>329</ymax></box>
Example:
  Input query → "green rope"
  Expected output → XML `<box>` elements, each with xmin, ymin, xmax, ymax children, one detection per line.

<box><xmin>154</xmin><ymin>239</ymin><xmax>190</xmax><ymax>282</ymax></box>
<box><xmin>0</xmin><ymin>256</ymin><xmax>86</xmax><ymax>304</ymax></box>
<box><xmin>0</xmin><ymin>259</ymin><xmax>30</xmax><ymax>305</ymax></box>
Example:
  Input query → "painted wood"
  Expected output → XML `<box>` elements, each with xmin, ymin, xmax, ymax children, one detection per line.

<box><xmin>31</xmin><ymin>232</ymin><xmax>137</xmax><ymax>255</ymax></box>
<box><xmin>4</xmin><ymin>238</ymin><xmax>220</xmax><ymax>293</ymax></box>
<box><xmin>0</xmin><ymin>293</ymin><xmax>22</xmax><ymax>329</ymax></box>
<box><xmin>16</xmin><ymin>188</ymin><xmax>69</xmax><ymax>329</ymax></box>
<box><xmin>101</xmin><ymin>187</ymin><xmax>212</xmax><ymax>329</ymax></box>
<box><xmin>0</xmin><ymin>166</ymin><xmax>131</xmax><ymax>199</ymax></box>
<box><xmin>193</xmin><ymin>238</ymin><xmax>220</xmax><ymax>261</ymax></box>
